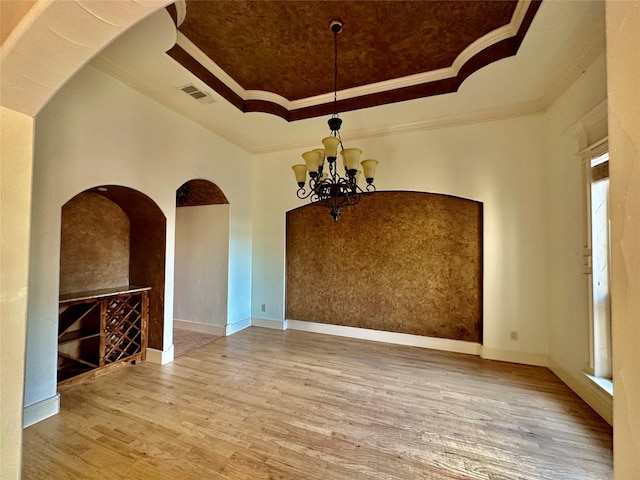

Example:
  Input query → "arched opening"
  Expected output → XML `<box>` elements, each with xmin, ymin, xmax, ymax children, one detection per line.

<box><xmin>58</xmin><ymin>185</ymin><xmax>166</xmax><ymax>383</ymax></box>
<box><xmin>173</xmin><ymin>179</ymin><xmax>230</xmax><ymax>357</ymax></box>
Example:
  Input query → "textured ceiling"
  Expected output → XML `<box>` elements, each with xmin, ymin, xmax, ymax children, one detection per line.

<box><xmin>167</xmin><ymin>0</ymin><xmax>541</xmax><ymax>121</ymax></box>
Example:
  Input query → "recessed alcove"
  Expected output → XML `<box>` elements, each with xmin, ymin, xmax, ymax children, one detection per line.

<box><xmin>58</xmin><ymin>186</ymin><xmax>166</xmax><ymax>383</ymax></box>
<box><xmin>286</xmin><ymin>191</ymin><xmax>483</xmax><ymax>342</ymax></box>
<box><xmin>174</xmin><ymin>179</ymin><xmax>229</xmax><ymax>353</ymax></box>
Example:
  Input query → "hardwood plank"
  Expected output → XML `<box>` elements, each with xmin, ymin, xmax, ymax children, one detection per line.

<box><xmin>23</xmin><ymin>327</ymin><xmax>612</xmax><ymax>479</ymax></box>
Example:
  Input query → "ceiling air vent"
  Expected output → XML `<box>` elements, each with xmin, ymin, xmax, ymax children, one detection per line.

<box><xmin>178</xmin><ymin>84</ymin><xmax>215</xmax><ymax>104</ymax></box>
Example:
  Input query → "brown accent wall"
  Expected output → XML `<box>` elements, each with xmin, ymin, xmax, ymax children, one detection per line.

<box><xmin>176</xmin><ymin>178</ymin><xmax>229</xmax><ymax>207</ymax></box>
<box><xmin>98</xmin><ymin>186</ymin><xmax>167</xmax><ymax>350</ymax></box>
<box><xmin>286</xmin><ymin>191</ymin><xmax>483</xmax><ymax>343</ymax></box>
<box><xmin>60</xmin><ymin>192</ymin><xmax>130</xmax><ymax>294</ymax></box>
<box><xmin>60</xmin><ymin>187</ymin><xmax>167</xmax><ymax>350</ymax></box>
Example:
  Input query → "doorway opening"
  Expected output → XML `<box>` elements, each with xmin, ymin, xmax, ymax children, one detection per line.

<box><xmin>174</xmin><ymin>179</ymin><xmax>230</xmax><ymax>357</ymax></box>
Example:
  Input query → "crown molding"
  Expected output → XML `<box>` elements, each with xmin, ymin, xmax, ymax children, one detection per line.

<box><xmin>176</xmin><ymin>2</ymin><xmax>533</xmax><ymax>113</ymax></box>
<box><xmin>253</xmin><ymin>100</ymin><xmax>546</xmax><ymax>154</ymax></box>
<box><xmin>167</xmin><ymin>0</ymin><xmax>542</xmax><ymax>121</ymax></box>
<box><xmin>177</xmin><ymin>1</ymin><xmax>534</xmax><ymax>111</ymax></box>
<box><xmin>539</xmin><ymin>16</ymin><xmax>606</xmax><ymax>109</ymax></box>
<box><xmin>93</xmin><ymin>49</ymin><xmax>549</xmax><ymax>155</ymax></box>
<box><xmin>174</xmin><ymin>0</ymin><xmax>187</xmax><ymax>27</ymax></box>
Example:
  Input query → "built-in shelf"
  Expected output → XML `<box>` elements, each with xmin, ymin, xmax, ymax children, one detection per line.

<box><xmin>58</xmin><ymin>331</ymin><xmax>101</xmax><ymax>346</ymax></box>
<box><xmin>58</xmin><ymin>285</ymin><xmax>150</xmax><ymax>387</ymax></box>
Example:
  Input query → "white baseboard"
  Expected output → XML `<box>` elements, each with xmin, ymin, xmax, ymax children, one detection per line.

<box><xmin>146</xmin><ymin>344</ymin><xmax>174</xmax><ymax>365</ymax></box>
<box><xmin>174</xmin><ymin>319</ymin><xmax>225</xmax><ymax>336</ymax></box>
<box><xmin>251</xmin><ymin>318</ymin><xmax>288</xmax><ymax>330</ymax></box>
<box><xmin>23</xmin><ymin>394</ymin><xmax>60</xmax><ymax>428</ymax></box>
<box><xmin>480</xmin><ymin>346</ymin><xmax>549</xmax><ymax>367</ymax></box>
<box><xmin>548</xmin><ymin>357</ymin><xmax>613</xmax><ymax>425</ymax></box>
<box><xmin>226</xmin><ymin>317</ymin><xmax>251</xmax><ymax>336</ymax></box>
<box><xmin>286</xmin><ymin>320</ymin><xmax>481</xmax><ymax>355</ymax></box>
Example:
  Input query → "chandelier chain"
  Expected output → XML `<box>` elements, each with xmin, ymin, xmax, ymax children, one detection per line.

<box><xmin>333</xmin><ymin>28</ymin><xmax>344</xmax><ymax>150</ymax></box>
<box><xmin>333</xmin><ymin>28</ymin><xmax>338</xmax><ymax>111</ymax></box>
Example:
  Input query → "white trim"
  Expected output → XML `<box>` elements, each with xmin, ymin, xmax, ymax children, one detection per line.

<box><xmin>177</xmin><ymin>32</ymin><xmax>251</xmax><ymax>101</ymax></box>
<box><xmin>146</xmin><ymin>345</ymin><xmax>174</xmax><ymax>365</ymax></box>
<box><xmin>23</xmin><ymin>394</ymin><xmax>60</xmax><ymax>428</ymax></box>
<box><xmin>175</xmin><ymin>0</ymin><xmax>532</xmax><ymax>110</ymax></box>
<box><xmin>174</xmin><ymin>0</ymin><xmax>187</xmax><ymax>27</ymax></box>
<box><xmin>576</xmin><ymin>136</ymin><xmax>609</xmax><ymax>158</ymax></box>
<box><xmin>286</xmin><ymin>320</ymin><xmax>481</xmax><ymax>355</ymax></box>
<box><xmin>174</xmin><ymin>319</ymin><xmax>225</xmax><ymax>336</ymax></box>
<box><xmin>92</xmin><ymin>52</ymin><xmax>545</xmax><ymax>155</ymax></box>
<box><xmin>251</xmin><ymin>318</ymin><xmax>288</xmax><ymax>330</ymax></box>
<box><xmin>562</xmin><ymin>99</ymin><xmax>608</xmax><ymax>152</ymax></box>
<box><xmin>480</xmin><ymin>346</ymin><xmax>549</xmax><ymax>367</ymax></box>
<box><xmin>225</xmin><ymin>317</ymin><xmax>251</xmax><ymax>336</ymax></box>
<box><xmin>253</xmin><ymin>100</ymin><xmax>545</xmax><ymax>154</ymax></box>
<box><xmin>562</xmin><ymin>99</ymin><xmax>610</xmax><ymax>379</ymax></box>
<box><xmin>548</xmin><ymin>358</ymin><xmax>613</xmax><ymax>425</ymax></box>
<box><xmin>585</xmin><ymin>372</ymin><xmax>613</xmax><ymax>397</ymax></box>
<box><xmin>539</xmin><ymin>23</ymin><xmax>605</xmax><ymax>109</ymax></box>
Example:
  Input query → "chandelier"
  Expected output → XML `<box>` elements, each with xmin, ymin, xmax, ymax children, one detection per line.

<box><xmin>291</xmin><ymin>21</ymin><xmax>379</xmax><ymax>222</ymax></box>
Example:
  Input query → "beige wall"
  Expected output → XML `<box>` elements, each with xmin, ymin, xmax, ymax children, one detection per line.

<box><xmin>0</xmin><ymin>2</ymin><xmax>169</xmax><ymax>478</ymax></box>
<box><xmin>544</xmin><ymin>51</ymin><xmax>611</xmax><ymax>422</ymax></box>
<box><xmin>174</xmin><ymin>205</ymin><xmax>230</xmax><ymax>327</ymax></box>
<box><xmin>25</xmin><ymin>64</ymin><xmax>253</xmax><ymax>410</ymax></box>
<box><xmin>2</xmin><ymin>1</ymin><xmax>638</xmax><ymax>478</ymax></box>
<box><xmin>252</xmin><ymin>113</ymin><xmax>551</xmax><ymax>360</ymax></box>
<box><xmin>0</xmin><ymin>1</ymin><xmax>37</xmax><ymax>45</ymax></box>
<box><xmin>0</xmin><ymin>106</ymin><xmax>34</xmax><ymax>480</ymax></box>
<box><xmin>606</xmin><ymin>1</ymin><xmax>640</xmax><ymax>477</ymax></box>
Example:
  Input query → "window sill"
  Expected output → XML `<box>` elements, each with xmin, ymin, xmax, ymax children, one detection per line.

<box><xmin>584</xmin><ymin>372</ymin><xmax>613</xmax><ymax>397</ymax></box>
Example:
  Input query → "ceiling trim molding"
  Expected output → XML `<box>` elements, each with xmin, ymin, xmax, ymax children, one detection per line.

<box><xmin>253</xmin><ymin>100</ymin><xmax>546</xmax><ymax>154</ymax></box>
<box><xmin>539</xmin><ymin>17</ymin><xmax>606</xmax><ymax>109</ymax></box>
<box><xmin>166</xmin><ymin>0</ymin><xmax>542</xmax><ymax>122</ymax></box>
<box><xmin>92</xmin><ymin>47</ymin><xmax>548</xmax><ymax>154</ymax></box>
<box><xmin>174</xmin><ymin>0</ymin><xmax>186</xmax><ymax>27</ymax></box>
<box><xmin>176</xmin><ymin>0</ymin><xmax>532</xmax><ymax>111</ymax></box>
<box><xmin>562</xmin><ymin>99</ymin><xmax>608</xmax><ymax>154</ymax></box>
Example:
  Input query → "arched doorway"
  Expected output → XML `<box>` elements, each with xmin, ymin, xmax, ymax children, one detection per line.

<box><xmin>59</xmin><ymin>185</ymin><xmax>167</xmax><ymax>382</ymax></box>
<box><xmin>173</xmin><ymin>179</ymin><xmax>230</xmax><ymax>357</ymax></box>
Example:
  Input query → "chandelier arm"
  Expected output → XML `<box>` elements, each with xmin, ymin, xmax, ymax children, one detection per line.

<box><xmin>296</xmin><ymin>186</ymin><xmax>315</xmax><ymax>200</ymax></box>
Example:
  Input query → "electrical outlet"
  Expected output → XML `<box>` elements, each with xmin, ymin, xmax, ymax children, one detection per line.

<box><xmin>510</xmin><ymin>331</ymin><xmax>518</xmax><ymax>340</ymax></box>
<box><xmin>261</xmin><ymin>304</ymin><xmax>266</xmax><ymax>312</ymax></box>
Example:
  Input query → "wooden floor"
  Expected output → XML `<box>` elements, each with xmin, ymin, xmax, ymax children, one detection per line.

<box><xmin>173</xmin><ymin>328</ymin><xmax>220</xmax><ymax>358</ymax></box>
<box><xmin>22</xmin><ymin>327</ymin><xmax>612</xmax><ymax>480</ymax></box>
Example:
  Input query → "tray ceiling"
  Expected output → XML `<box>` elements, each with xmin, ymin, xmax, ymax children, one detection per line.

<box><xmin>167</xmin><ymin>0</ymin><xmax>541</xmax><ymax>121</ymax></box>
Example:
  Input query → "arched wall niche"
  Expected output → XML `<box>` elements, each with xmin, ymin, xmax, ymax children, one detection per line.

<box><xmin>286</xmin><ymin>191</ymin><xmax>483</xmax><ymax>343</ymax></box>
<box><xmin>176</xmin><ymin>178</ymin><xmax>229</xmax><ymax>207</ymax></box>
<box><xmin>60</xmin><ymin>185</ymin><xmax>167</xmax><ymax>350</ymax></box>
<box><xmin>174</xmin><ymin>179</ymin><xmax>230</xmax><ymax>330</ymax></box>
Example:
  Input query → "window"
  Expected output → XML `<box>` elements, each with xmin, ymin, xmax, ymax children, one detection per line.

<box><xmin>589</xmin><ymin>152</ymin><xmax>612</xmax><ymax>381</ymax></box>
<box><xmin>563</xmin><ymin>99</ymin><xmax>612</xmax><ymax>395</ymax></box>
